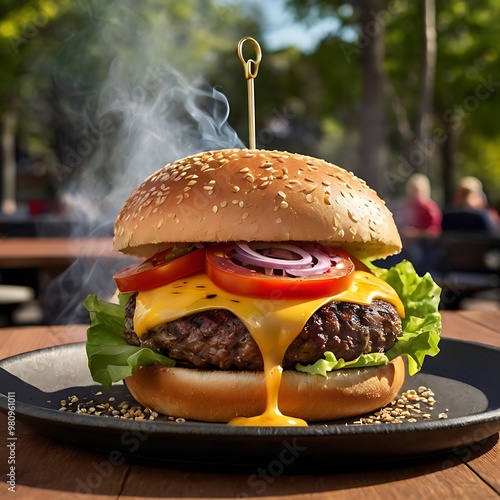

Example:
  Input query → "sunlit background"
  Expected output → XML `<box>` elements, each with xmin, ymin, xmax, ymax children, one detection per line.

<box><xmin>1</xmin><ymin>0</ymin><xmax>499</xmax><ymax>322</ymax></box>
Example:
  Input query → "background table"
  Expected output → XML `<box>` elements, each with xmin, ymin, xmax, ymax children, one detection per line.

<box><xmin>0</xmin><ymin>311</ymin><xmax>499</xmax><ymax>499</ymax></box>
<box><xmin>0</xmin><ymin>237</ymin><xmax>131</xmax><ymax>326</ymax></box>
<box><xmin>0</xmin><ymin>237</ymin><xmax>121</xmax><ymax>270</ymax></box>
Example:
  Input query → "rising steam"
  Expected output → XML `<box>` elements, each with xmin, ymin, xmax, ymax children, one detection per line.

<box><xmin>44</xmin><ymin>2</ymin><xmax>243</xmax><ymax>323</ymax></box>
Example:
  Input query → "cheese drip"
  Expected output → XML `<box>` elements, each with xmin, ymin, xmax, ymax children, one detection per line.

<box><xmin>134</xmin><ymin>271</ymin><xmax>404</xmax><ymax>427</ymax></box>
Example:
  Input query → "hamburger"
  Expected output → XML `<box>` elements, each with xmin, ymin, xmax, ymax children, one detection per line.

<box><xmin>85</xmin><ymin>148</ymin><xmax>441</xmax><ymax>426</ymax></box>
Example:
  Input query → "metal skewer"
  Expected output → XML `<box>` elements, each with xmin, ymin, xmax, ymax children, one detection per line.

<box><xmin>237</xmin><ymin>37</ymin><xmax>262</xmax><ymax>150</ymax></box>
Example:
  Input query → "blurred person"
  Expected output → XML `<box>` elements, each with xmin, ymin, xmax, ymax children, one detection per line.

<box><xmin>396</xmin><ymin>173</ymin><xmax>442</xmax><ymax>275</ymax></box>
<box><xmin>401</xmin><ymin>173</ymin><xmax>442</xmax><ymax>238</ymax></box>
<box><xmin>442</xmin><ymin>176</ymin><xmax>499</xmax><ymax>233</ymax></box>
<box><xmin>453</xmin><ymin>176</ymin><xmax>485</xmax><ymax>209</ymax></box>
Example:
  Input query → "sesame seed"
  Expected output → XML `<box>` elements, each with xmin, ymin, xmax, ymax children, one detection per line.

<box><xmin>305</xmin><ymin>194</ymin><xmax>314</xmax><ymax>203</ymax></box>
<box><xmin>347</xmin><ymin>209</ymin><xmax>360</xmax><ymax>222</ymax></box>
<box><xmin>212</xmin><ymin>205</ymin><xmax>218</xmax><ymax>213</ymax></box>
<box><xmin>242</xmin><ymin>212</ymin><xmax>249</xmax><ymax>220</ymax></box>
<box><xmin>220</xmin><ymin>201</ymin><xmax>228</xmax><ymax>208</ymax></box>
<box><xmin>232</xmin><ymin>186</ymin><xmax>240</xmax><ymax>193</ymax></box>
<box><xmin>348</xmin><ymin>386</ymin><xmax>442</xmax><ymax>426</ymax></box>
<box><xmin>276</xmin><ymin>218</ymin><xmax>283</xmax><ymax>224</ymax></box>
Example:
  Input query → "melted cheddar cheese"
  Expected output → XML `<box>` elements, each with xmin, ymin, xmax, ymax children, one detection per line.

<box><xmin>134</xmin><ymin>270</ymin><xmax>404</xmax><ymax>427</ymax></box>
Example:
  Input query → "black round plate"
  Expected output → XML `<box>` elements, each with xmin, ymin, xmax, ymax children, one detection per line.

<box><xmin>0</xmin><ymin>338</ymin><xmax>499</xmax><ymax>469</ymax></box>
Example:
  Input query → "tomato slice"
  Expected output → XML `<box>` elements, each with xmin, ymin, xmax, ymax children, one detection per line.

<box><xmin>205</xmin><ymin>243</ymin><xmax>354</xmax><ymax>300</ymax></box>
<box><xmin>114</xmin><ymin>247</ymin><xmax>206</xmax><ymax>293</ymax></box>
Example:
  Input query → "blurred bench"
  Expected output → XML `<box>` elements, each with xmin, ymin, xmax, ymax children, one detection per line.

<box><xmin>436</xmin><ymin>232</ymin><xmax>500</xmax><ymax>309</ymax></box>
<box><xmin>0</xmin><ymin>285</ymin><xmax>35</xmax><ymax>327</ymax></box>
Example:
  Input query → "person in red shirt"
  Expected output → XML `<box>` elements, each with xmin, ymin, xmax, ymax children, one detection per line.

<box><xmin>402</xmin><ymin>173</ymin><xmax>443</xmax><ymax>237</ymax></box>
<box><xmin>399</xmin><ymin>173</ymin><xmax>442</xmax><ymax>275</ymax></box>
<box><xmin>402</xmin><ymin>174</ymin><xmax>443</xmax><ymax>237</ymax></box>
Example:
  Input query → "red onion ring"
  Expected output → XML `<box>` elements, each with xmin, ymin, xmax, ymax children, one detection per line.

<box><xmin>231</xmin><ymin>242</ymin><xmax>345</xmax><ymax>277</ymax></box>
<box><xmin>233</xmin><ymin>242</ymin><xmax>313</xmax><ymax>270</ymax></box>
<box><xmin>285</xmin><ymin>249</ymin><xmax>332</xmax><ymax>276</ymax></box>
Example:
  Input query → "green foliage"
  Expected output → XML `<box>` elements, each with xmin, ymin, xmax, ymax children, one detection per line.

<box><xmin>2</xmin><ymin>0</ymin><xmax>500</xmax><ymax>205</ymax></box>
<box><xmin>0</xmin><ymin>0</ymin><xmax>263</xmax><ymax>191</ymax></box>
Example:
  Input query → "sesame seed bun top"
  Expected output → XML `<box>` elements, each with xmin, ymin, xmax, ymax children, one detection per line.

<box><xmin>113</xmin><ymin>148</ymin><xmax>402</xmax><ymax>260</ymax></box>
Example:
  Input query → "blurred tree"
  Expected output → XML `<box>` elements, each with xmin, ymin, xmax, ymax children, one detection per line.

<box><xmin>285</xmin><ymin>0</ymin><xmax>441</xmax><ymax>199</ymax></box>
<box><xmin>386</xmin><ymin>0</ymin><xmax>437</xmax><ymax>173</ymax></box>
<box><xmin>0</xmin><ymin>0</ymin><xmax>261</xmax><ymax>213</ymax></box>
<box><xmin>287</xmin><ymin>0</ymin><xmax>500</xmax><ymax>207</ymax></box>
<box><xmin>385</xmin><ymin>0</ymin><xmax>500</xmax><ymax>205</ymax></box>
<box><xmin>286</xmin><ymin>0</ymin><xmax>390</xmax><ymax>194</ymax></box>
<box><xmin>434</xmin><ymin>0</ymin><xmax>500</xmax><ymax>205</ymax></box>
<box><xmin>0</xmin><ymin>0</ymin><xmax>72</xmax><ymax>212</ymax></box>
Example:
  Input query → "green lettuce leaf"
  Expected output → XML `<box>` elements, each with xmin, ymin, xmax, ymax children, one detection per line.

<box><xmin>84</xmin><ymin>294</ymin><xmax>175</xmax><ymax>391</ymax></box>
<box><xmin>368</xmin><ymin>259</ymin><xmax>442</xmax><ymax>375</ymax></box>
<box><xmin>296</xmin><ymin>352</ymin><xmax>390</xmax><ymax>376</ymax></box>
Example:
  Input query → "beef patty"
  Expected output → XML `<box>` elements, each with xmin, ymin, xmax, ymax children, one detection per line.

<box><xmin>123</xmin><ymin>294</ymin><xmax>402</xmax><ymax>370</ymax></box>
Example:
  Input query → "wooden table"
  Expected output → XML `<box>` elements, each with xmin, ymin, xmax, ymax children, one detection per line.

<box><xmin>0</xmin><ymin>311</ymin><xmax>499</xmax><ymax>499</ymax></box>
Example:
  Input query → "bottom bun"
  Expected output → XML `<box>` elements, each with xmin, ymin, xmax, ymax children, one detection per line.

<box><xmin>125</xmin><ymin>357</ymin><xmax>405</xmax><ymax>423</ymax></box>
